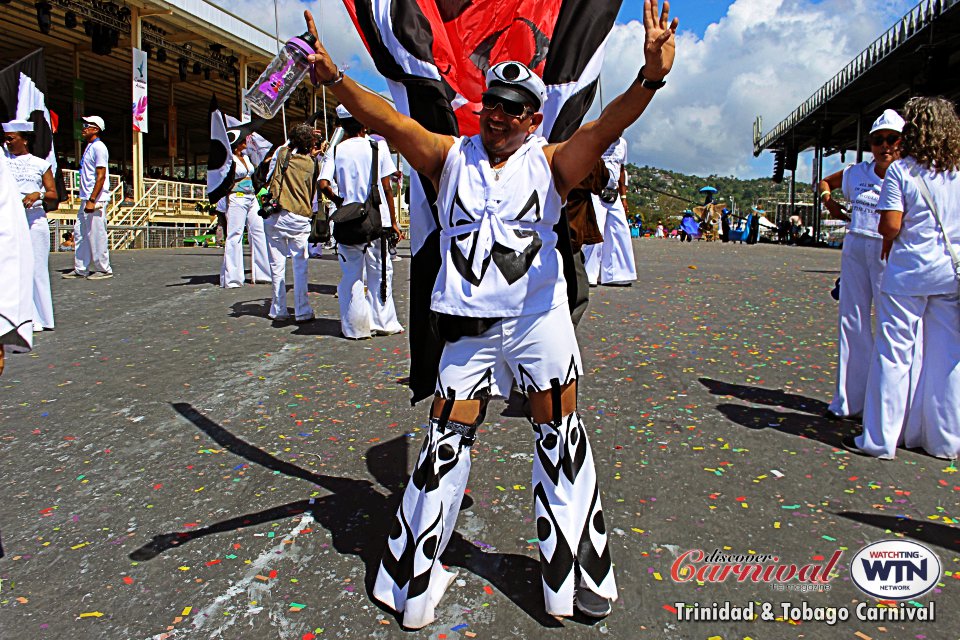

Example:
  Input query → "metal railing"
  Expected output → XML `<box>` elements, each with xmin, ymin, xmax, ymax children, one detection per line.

<box><xmin>110</xmin><ymin>182</ymin><xmax>164</xmax><ymax>250</ymax></box>
<box><xmin>48</xmin><ymin>220</ymin><xmax>215</xmax><ymax>252</ymax></box>
<box><xmin>753</xmin><ymin>0</ymin><xmax>958</xmax><ymax>154</ymax></box>
<box><xmin>59</xmin><ymin>169</ymin><xmax>207</xmax><ymax>222</ymax></box>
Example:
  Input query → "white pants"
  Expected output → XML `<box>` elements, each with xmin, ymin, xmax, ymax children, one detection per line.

<box><xmin>829</xmin><ymin>234</ymin><xmax>884</xmax><ymax>416</ymax></box>
<box><xmin>860</xmin><ymin>292</ymin><xmax>960</xmax><ymax>460</ymax></box>
<box><xmin>0</xmin><ymin>192</ymin><xmax>33</xmax><ymax>352</ymax></box>
<box><xmin>263</xmin><ymin>211</ymin><xmax>313</xmax><ymax>321</ymax></box>
<box><xmin>220</xmin><ymin>194</ymin><xmax>270</xmax><ymax>288</ymax></box>
<box><xmin>74</xmin><ymin>204</ymin><xmax>111</xmax><ymax>275</ymax></box>
<box><xmin>373</xmin><ymin>305</ymin><xmax>615</xmax><ymax>627</ymax></box>
<box><xmin>26</xmin><ymin>208</ymin><xmax>54</xmax><ymax>329</ymax></box>
<box><xmin>584</xmin><ymin>196</ymin><xmax>637</xmax><ymax>285</ymax></box>
<box><xmin>337</xmin><ymin>241</ymin><xmax>403</xmax><ymax>339</ymax></box>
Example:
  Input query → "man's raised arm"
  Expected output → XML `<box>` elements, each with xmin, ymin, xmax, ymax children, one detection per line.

<box><xmin>548</xmin><ymin>0</ymin><xmax>678</xmax><ymax>199</ymax></box>
<box><xmin>304</xmin><ymin>10</ymin><xmax>452</xmax><ymax>190</ymax></box>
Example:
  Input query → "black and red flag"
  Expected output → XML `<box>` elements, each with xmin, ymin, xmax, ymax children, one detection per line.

<box><xmin>342</xmin><ymin>0</ymin><xmax>623</xmax><ymax>403</ymax></box>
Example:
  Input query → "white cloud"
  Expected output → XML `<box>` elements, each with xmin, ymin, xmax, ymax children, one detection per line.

<box><xmin>595</xmin><ymin>0</ymin><xmax>915</xmax><ymax>178</ymax></box>
<box><xmin>213</xmin><ymin>0</ymin><xmax>376</xmax><ymax>75</ymax></box>
<box><xmin>216</xmin><ymin>0</ymin><xmax>911</xmax><ymax>180</ymax></box>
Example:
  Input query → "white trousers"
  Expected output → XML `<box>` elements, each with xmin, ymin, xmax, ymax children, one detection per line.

<box><xmin>829</xmin><ymin>234</ymin><xmax>884</xmax><ymax>416</ymax></box>
<box><xmin>74</xmin><ymin>204</ymin><xmax>111</xmax><ymax>275</ymax></box>
<box><xmin>337</xmin><ymin>241</ymin><xmax>402</xmax><ymax>339</ymax></box>
<box><xmin>263</xmin><ymin>212</ymin><xmax>313</xmax><ymax>321</ymax></box>
<box><xmin>584</xmin><ymin>195</ymin><xmax>637</xmax><ymax>285</ymax></box>
<box><xmin>860</xmin><ymin>292</ymin><xmax>960</xmax><ymax>460</ymax></box>
<box><xmin>26</xmin><ymin>208</ymin><xmax>54</xmax><ymax>329</ymax></box>
<box><xmin>0</xmin><ymin>193</ymin><xmax>33</xmax><ymax>352</ymax></box>
<box><xmin>220</xmin><ymin>195</ymin><xmax>270</xmax><ymax>288</ymax></box>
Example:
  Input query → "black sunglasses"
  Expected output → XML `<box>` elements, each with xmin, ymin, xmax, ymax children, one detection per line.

<box><xmin>869</xmin><ymin>133</ymin><xmax>900</xmax><ymax>146</ymax></box>
<box><xmin>3</xmin><ymin>135</ymin><xmax>16</xmax><ymax>142</ymax></box>
<box><xmin>481</xmin><ymin>95</ymin><xmax>531</xmax><ymax>119</ymax></box>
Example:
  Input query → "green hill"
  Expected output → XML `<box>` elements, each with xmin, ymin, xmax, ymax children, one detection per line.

<box><xmin>624</xmin><ymin>165</ymin><xmax>795</xmax><ymax>228</ymax></box>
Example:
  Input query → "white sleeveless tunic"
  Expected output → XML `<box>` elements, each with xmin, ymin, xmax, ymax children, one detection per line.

<box><xmin>431</xmin><ymin>134</ymin><xmax>566</xmax><ymax>317</ymax></box>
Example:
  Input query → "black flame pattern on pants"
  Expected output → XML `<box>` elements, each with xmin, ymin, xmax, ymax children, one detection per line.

<box><xmin>533</xmin><ymin>412</ymin><xmax>617</xmax><ymax>616</ymax></box>
<box><xmin>372</xmin><ymin>419</ymin><xmax>472</xmax><ymax>629</ymax></box>
<box><xmin>373</xmin><ymin>409</ymin><xmax>617</xmax><ymax>626</ymax></box>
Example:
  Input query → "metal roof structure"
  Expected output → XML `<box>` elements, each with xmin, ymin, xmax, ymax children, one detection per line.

<box><xmin>753</xmin><ymin>0</ymin><xmax>960</xmax><ymax>161</ymax></box>
<box><xmin>0</xmin><ymin>0</ymin><xmax>339</xmax><ymax>178</ymax></box>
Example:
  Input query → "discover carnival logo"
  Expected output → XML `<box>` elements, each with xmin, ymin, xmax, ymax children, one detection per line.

<box><xmin>850</xmin><ymin>540</ymin><xmax>942</xmax><ymax>600</ymax></box>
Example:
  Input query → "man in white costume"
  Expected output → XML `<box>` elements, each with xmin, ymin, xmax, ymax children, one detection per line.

<box><xmin>63</xmin><ymin>116</ymin><xmax>112</xmax><ymax>280</ymax></box>
<box><xmin>584</xmin><ymin>136</ymin><xmax>637</xmax><ymax>286</ymax></box>
<box><xmin>0</xmin><ymin>153</ymin><xmax>34</xmax><ymax>375</ymax></box>
<box><xmin>303</xmin><ymin>0</ymin><xmax>677</xmax><ymax>628</ymax></box>
<box><xmin>820</xmin><ymin>110</ymin><xmax>905</xmax><ymax>420</ymax></box>
<box><xmin>319</xmin><ymin>104</ymin><xmax>403</xmax><ymax>339</ymax></box>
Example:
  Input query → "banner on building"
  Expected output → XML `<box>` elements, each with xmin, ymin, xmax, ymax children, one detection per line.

<box><xmin>132</xmin><ymin>47</ymin><xmax>148</xmax><ymax>133</ymax></box>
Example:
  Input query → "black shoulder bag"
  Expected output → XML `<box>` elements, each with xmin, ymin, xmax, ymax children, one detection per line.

<box><xmin>330</xmin><ymin>140</ymin><xmax>382</xmax><ymax>245</ymax></box>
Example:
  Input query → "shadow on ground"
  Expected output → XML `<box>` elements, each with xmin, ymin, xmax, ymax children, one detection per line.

<box><xmin>700</xmin><ymin>377</ymin><xmax>856</xmax><ymax>448</ymax></box>
<box><xmin>837</xmin><ymin>512</ymin><xmax>960</xmax><ymax>552</ymax></box>
<box><xmin>129</xmin><ymin>404</ymin><xmax>566</xmax><ymax>628</ymax></box>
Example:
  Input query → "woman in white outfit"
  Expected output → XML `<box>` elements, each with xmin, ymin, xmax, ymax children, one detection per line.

<box><xmin>220</xmin><ymin>137</ymin><xmax>271</xmax><ymax>288</ymax></box>
<box><xmin>820</xmin><ymin>109</ymin><xmax>904</xmax><ymax>420</ymax></box>
<box><xmin>3</xmin><ymin>120</ymin><xmax>56</xmax><ymax>331</ymax></box>
<box><xmin>261</xmin><ymin>124</ymin><xmax>318</xmax><ymax>322</ymax></box>
<box><xmin>0</xmin><ymin>153</ymin><xmax>34</xmax><ymax>375</ymax></box>
<box><xmin>847</xmin><ymin>97</ymin><xmax>960</xmax><ymax>460</ymax></box>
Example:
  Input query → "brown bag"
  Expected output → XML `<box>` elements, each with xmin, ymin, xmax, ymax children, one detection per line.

<box><xmin>565</xmin><ymin>160</ymin><xmax>608</xmax><ymax>252</ymax></box>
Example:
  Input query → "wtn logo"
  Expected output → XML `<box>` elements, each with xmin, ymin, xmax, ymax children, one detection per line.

<box><xmin>861</xmin><ymin>558</ymin><xmax>927</xmax><ymax>583</ymax></box>
<box><xmin>851</xmin><ymin>541</ymin><xmax>941</xmax><ymax>600</ymax></box>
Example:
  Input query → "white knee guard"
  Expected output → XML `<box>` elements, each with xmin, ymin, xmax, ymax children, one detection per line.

<box><xmin>373</xmin><ymin>396</ymin><xmax>480</xmax><ymax>629</ymax></box>
<box><xmin>532</xmin><ymin>381</ymin><xmax>617</xmax><ymax>616</ymax></box>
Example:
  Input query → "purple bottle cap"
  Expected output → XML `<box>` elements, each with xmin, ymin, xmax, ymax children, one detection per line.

<box><xmin>287</xmin><ymin>33</ymin><xmax>317</xmax><ymax>57</ymax></box>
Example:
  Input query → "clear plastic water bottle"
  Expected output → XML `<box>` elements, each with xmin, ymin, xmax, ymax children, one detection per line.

<box><xmin>245</xmin><ymin>32</ymin><xmax>317</xmax><ymax>119</ymax></box>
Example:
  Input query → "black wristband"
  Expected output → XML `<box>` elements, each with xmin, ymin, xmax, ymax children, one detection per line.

<box><xmin>638</xmin><ymin>66</ymin><xmax>666</xmax><ymax>91</ymax></box>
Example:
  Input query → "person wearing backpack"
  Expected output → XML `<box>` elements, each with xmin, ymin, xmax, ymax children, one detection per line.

<box><xmin>260</xmin><ymin>124</ymin><xmax>320</xmax><ymax>322</ymax></box>
<box><xmin>319</xmin><ymin>105</ymin><xmax>403</xmax><ymax>339</ymax></box>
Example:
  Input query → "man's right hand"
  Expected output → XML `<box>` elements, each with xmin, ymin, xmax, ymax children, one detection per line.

<box><xmin>84</xmin><ymin>200</ymin><xmax>96</xmax><ymax>213</ymax></box>
<box><xmin>304</xmin><ymin>11</ymin><xmax>340</xmax><ymax>84</ymax></box>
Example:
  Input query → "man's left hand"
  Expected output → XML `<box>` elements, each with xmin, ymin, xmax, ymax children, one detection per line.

<box><xmin>643</xmin><ymin>0</ymin><xmax>679</xmax><ymax>81</ymax></box>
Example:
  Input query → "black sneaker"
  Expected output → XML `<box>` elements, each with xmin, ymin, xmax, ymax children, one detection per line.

<box><xmin>840</xmin><ymin>435</ymin><xmax>868</xmax><ymax>456</ymax></box>
<box><xmin>575</xmin><ymin>587</ymin><xmax>612</xmax><ymax>618</ymax></box>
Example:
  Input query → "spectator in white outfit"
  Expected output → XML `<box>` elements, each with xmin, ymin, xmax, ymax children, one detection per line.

<box><xmin>220</xmin><ymin>136</ymin><xmax>271</xmax><ymax>288</ymax></box>
<box><xmin>319</xmin><ymin>105</ymin><xmax>403</xmax><ymax>340</ymax></box>
<box><xmin>3</xmin><ymin>120</ymin><xmax>56</xmax><ymax>330</ymax></box>
<box><xmin>583</xmin><ymin>137</ymin><xmax>637</xmax><ymax>286</ymax></box>
<box><xmin>0</xmin><ymin>153</ymin><xmax>34</xmax><ymax>376</ymax></box>
<box><xmin>63</xmin><ymin>116</ymin><xmax>112</xmax><ymax>280</ymax></box>
<box><xmin>261</xmin><ymin>124</ymin><xmax>318</xmax><ymax>322</ymax></box>
<box><xmin>847</xmin><ymin>97</ymin><xmax>960</xmax><ymax>460</ymax></box>
<box><xmin>820</xmin><ymin>109</ymin><xmax>904</xmax><ymax>420</ymax></box>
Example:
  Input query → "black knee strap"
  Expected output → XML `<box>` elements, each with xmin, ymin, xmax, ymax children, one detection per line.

<box><xmin>550</xmin><ymin>378</ymin><xmax>563</xmax><ymax>427</ymax></box>
<box><xmin>430</xmin><ymin>416</ymin><xmax>479</xmax><ymax>447</ymax></box>
<box><xmin>432</xmin><ymin>387</ymin><xmax>483</xmax><ymax>447</ymax></box>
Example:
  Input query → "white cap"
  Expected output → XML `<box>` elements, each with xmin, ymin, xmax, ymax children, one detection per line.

<box><xmin>484</xmin><ymin>61</ymin><xmax>547</xmax><ymax>110</ymax></box>
<box><xmin>2</xmin><ymin>119</ymin><xmax>33</xmax><ymax>133</ymax></box>
<box><xmin>82</xmin><ymin>115</ymin><xmax>105</xmax><ymax>131</ymax></box>
<box><xmin>870</xmin><ymin>109</ymin><xmax>904</xmax><ymax>134</ymax></box>
<box><xmin>335</xmin><ymin>104</ymin><xmax>353</xmax><ymax>120</ymax></box>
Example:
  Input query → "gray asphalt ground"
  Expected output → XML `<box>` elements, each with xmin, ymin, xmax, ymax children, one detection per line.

<box><xmin>0</xmin><ymin>239</ymin><xmax>957</xmax><ymax>640</ymax></box>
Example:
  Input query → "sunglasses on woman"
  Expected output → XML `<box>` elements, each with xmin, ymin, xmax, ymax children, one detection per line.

<box><xmin>480</xmin><ymin>95</ymin><xmax>532</xmax><ymax>119</ymax></box>
<box><xmin>869</xmin><ymin>133</ymin><xmax>900</xmax><ymax>146</ymax></box>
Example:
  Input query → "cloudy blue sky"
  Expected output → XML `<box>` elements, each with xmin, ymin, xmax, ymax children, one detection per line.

<box><xmin>218</xmin><ymin>0</ymin><xmax>918</xmax><ymax>181</ymax></box>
